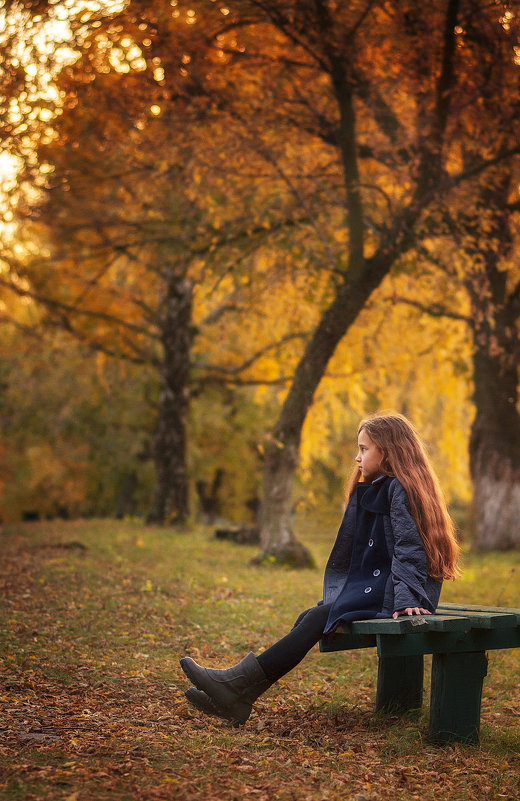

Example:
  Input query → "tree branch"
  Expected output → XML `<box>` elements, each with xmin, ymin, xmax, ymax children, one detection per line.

<box><xmin>311</xmin><ymin>0</ymin><xmax>365</xmax><ymax>277</ymax></box>
<box><xmin>0</xmin><ymin>275</ymin><xmax>159</xmax><ymax>340</ymax></box>
<box><xmin>246</xmin><ymin>0</ymin><xmax>330</xmax><ymax>73</ymax></box>
<box><xmin>194</xmin><ymin>374</ymin><xmax>293</xmax><ymax>389</ymax></box>
<box><xmin>192</xmin><ymin>331</ymin><xmax>310</xmax><ymax>376</ymax></box>
<box><xmin>385</xmin><ymin>294</ymin><xmax>471</xmax><ymax>324</ymax></box>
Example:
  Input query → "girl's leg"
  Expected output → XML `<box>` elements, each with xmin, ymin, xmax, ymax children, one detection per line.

<box><xmin>257</xmin><ymin>602</ymin><xmax>332</xmax><ymax>681</ymax></box>
<box><xmin>181</xmin><ymin>603</ymin><xmax>332</xmax><ymax>725</ymax></box>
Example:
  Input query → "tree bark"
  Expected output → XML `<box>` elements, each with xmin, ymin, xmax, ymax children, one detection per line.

<box><xmin>147</xmin><ymin>275</ymin><xmax>193</xmax><ymax>524</ymax></box>
<box><xmin>467</xmin><ymin>214</ymin><xmax>520</xmax><ymax>550</ymax></box>
<box><xmin>470</xmin><ymin>339</ymin><xmax>520</xmax><ymax>550</ymax></box>
<box><xmin>450</xmin><ymin>166</ymin><xmax>520</xmax><ymax>551</ymax></box>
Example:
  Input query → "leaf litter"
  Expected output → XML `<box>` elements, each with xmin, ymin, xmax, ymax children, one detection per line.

<box><xmin>0</xmin><ymin>519</ymin><xmax>519</xmax><ymax>801</ymax></box>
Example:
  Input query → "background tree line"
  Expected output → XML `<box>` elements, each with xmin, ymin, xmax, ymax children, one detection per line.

<box><xmin>0</xmin><ymin>0</ymin><xmax>519</xmax><ymax>558</ymax></box>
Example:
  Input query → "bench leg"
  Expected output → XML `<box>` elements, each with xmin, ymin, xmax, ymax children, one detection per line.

<box><xmin>429</xmin><ymin>651</ymin><xmax>488</xmax><ymax>744</ymax></box>
<box><xmin>376</xmin><ymin>654</ymin><xmax>424</xmax><ymax>713</ymax></box>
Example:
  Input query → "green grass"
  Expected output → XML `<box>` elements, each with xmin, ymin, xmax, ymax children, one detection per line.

<box><xmin>0</xmin><ymin>516</ymin><xmax>519</xmax><ymax>801</ymax></box>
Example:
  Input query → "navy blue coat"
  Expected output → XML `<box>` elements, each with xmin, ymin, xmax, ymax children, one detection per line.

<box><xmin>322</xmin><ymin>475</ymin><xmax>442</xmax><ymax>634</ymax></box>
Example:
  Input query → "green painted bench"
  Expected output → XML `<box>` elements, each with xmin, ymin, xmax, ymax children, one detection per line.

<box><xmin>320</xmin><ymin>602</ymin><xmax>520</xmax><ymax>743</ymax></box>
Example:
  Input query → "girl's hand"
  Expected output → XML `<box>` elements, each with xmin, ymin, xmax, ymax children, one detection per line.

<box><xmin>392</xmin><ymin>607</ymin><xmax>432</xmax><ymax>618</ymax></box>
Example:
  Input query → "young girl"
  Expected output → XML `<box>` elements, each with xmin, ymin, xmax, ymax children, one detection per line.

<box><xmin>180</xmin><ymin>413</ymin><xmax>460</xmax><ymax>726</ymax></box>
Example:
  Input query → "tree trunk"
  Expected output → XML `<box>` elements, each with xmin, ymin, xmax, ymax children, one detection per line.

<box><xmin>468</xmin><ymin>276</ymin><xmax>520</xmax><ymax>551</ymax></box>
<box><xmin>196</xmin><ymin>468</ymin><xmax>225</xmax><ymax>524</ymax></box>
<box><xmin>470</xmin><ymin>344</ymin><xmax>520</xmax><ymax>550</ymax></box>
<box><xmin>147</xmin><ymin>276</ymin><xmax>193</xmax><ymax>524</ymax></box>
<box><xmin>114</xmin><ymin>470</ymin><xmax>138</xmax><ymax>519</ymax></box>
<box><xmin>259</xmin><ymin>428</ymin><xmax>306</xmax><ymax>565</ymax></box>
<box><xmin>258</xmin><ymin>275</ymin><xmax>387</xmax><ymax>566</ymax></box>
<box><xmin>464</xmin><ymin>177</ymin><xmax>520</xmax><ymax>550</ymax></box>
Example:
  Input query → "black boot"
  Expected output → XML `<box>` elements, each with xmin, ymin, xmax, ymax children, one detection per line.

<box><xmin>180</xmin><ymin>652</ymin><xmax>271</xmax><ymax>726</ymax></box>
<box><xmin>185</xmin><ymin>687</ymin><xmax>229</xmax><ymax>721</ymax></box>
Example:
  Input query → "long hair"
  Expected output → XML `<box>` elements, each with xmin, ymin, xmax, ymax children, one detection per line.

<box><xmin>346</xmin><ymin>413</ymin><xmax>460</xmax><ymax>580</ymax></box>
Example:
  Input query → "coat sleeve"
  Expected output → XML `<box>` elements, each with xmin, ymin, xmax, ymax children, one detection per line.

<box><xmin>389</xmin><ymin>481</ymin><xmax>434</xmax><ymax>612</ymax></box>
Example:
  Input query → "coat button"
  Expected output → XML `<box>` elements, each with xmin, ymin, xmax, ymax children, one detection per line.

<box><xmin>373</xmin><ymin>569</ymin><xmax>381</xmax><ymax>577</ymax></box>
<box><xmin>368</xmin><ymin>539</ymin><xmax>374</xmax><ymax>547</ymax></box>
<box><xmin>364</xmin><ymin>587</ymin><xmax>372</xmax><ymax>593</ymax></box>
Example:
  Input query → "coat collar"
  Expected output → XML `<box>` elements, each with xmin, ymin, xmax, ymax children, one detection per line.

<box><xmin>357</xmin><ymin>474</ymin><xmax>391</xmax><ymax>515</ymax></box>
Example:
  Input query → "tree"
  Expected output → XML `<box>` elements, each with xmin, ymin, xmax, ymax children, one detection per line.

<box><xmin>388</xmin><ymin>4</ymin><xmax>520</xmax><ymax>550</ymax></box>
<box><xmin>216</xmin><ymin>0</ymin><xmax>519</xmax><ymax>563</ymax></box>
<box><xmin>398</xmin><ymin>174</ymin><xmax>520</xmax><ymax>550</ymax></box>
<box><xmin>464</xmin><ymin>181</ymin><xmax>519</xmax><ymax>550</ymax></box>
<box><xmin>3</xmin><ymin>0</ymin><xmax>519</xmax><ymax>551</ymax></box>
<box><xmin>2</xmin><ymin>8</ymin><xmax>317</xmax><ymax>524</ymax></box>
<box><xmin>451</xmin><ymin>8</ymin><xmax>520</xmax><ymax>549</ymax></box>
<box><xmin>6</xmin><ymin>82</ymin><xmax>242</xmax><ymax>523</ymax></box>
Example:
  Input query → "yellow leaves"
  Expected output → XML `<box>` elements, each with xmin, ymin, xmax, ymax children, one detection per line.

<box><xmin>255</xmin><ymin>251</ymin><xmax>275</xmax><ymax>273</ymax></box>
<box><xmin>332</xmin><ymin>228</ymin><xmax>348</xmax><ymax>244</ymax></box>
<box><xmin>95</xmin><ymin>351</ymin><xmax>109</xmax><ymax>388</ymax></box>
<box><xmin>26</xmin><ymin>443</ymin><xmax>88</xmax><ymax>507</ymax></box>
<box><xmin>297</xmin><ymin>267</ymin><xmax>473</xmax><ymax>504</ymax></box>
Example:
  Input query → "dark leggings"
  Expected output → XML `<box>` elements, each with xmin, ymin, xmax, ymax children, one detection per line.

<box><xmin>256</xmin><ymin>603</ymin><xmax>332</xmax><ymax>683</ymax></box>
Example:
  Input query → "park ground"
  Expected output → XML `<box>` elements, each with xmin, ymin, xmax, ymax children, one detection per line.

<box><xmin>0</xmin><ymin>516</ymin><xmax>519</xmax><ymax>801</ymax></box>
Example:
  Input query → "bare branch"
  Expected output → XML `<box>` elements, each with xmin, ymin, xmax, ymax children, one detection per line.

<box><xmin>195</xmin><ymin>374</ymin><xmax>293</xmax><ymax>388</ymax></box>
<box><xmin>385</xmin><ymin>294</ymin><xmax>471</xmax><ymax>324</ymax></box>
<box><xmin>433</xmin><ymin>0</ymin><xmax>460</xmax><ymax>146</ymax></box>
<box><xmin>0</xmin><ymin>275</ymin><xmax>159</xmax><ymax>341</ymax></box>
<box><xmin>246</xmin><ymin>0</ymin><xmax>330</xmax><ymax>72</ymax></box>
<box><xmin>354</xmin><ymin>70</ymin><xmax>406</xmax><ymax>150</ymax></box>
<box><xmin>192</xmin><ymin>331</ymin><xmax>310</xmax><ymax>376</ymax></box>
<box><xmin>224</xmin><ymin>109</ymin><xmax>344</xmax><ymax>273</ymax></box>
<box><xmin>39</xmin><ymin>312</ymin><xmax>155</xmax><ymax>366</ymax></box>
<box><xmin>200</xmin><ymin>303</ymin><xmax>239</xmax><ymax>326</ymax></box>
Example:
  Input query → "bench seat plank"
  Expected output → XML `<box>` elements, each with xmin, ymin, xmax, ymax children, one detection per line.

<box><xmin>438</xmin><ymin>602</ymin><xmax>520</xmax><ymax>623</ymax></box>
<box><xmin>437</xmin><ymin>605</ymin><xmax>520</xmax><ymax>628</ymax></box>
<box><xmin>375</xmin><ymin>627</ymin><xmax>520</xmax><ymax>657</ymax></box>
<box><xmin>350</xmin><ymin>615</ymin><xmax>472</xmax><ymax>635</ymax></box>
<box><xmin>433</xmin><ymin>609</ymin><xmax>518</xmax><ymax>628</ymax></box>
<box><xmin>438</xmin><ymin>602</ymin><xmax>520</xmax><ymax>612</ymax></box>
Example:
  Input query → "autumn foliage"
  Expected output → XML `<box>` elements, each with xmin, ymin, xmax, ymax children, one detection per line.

<box><xmin>0</xmin><ymin>0</ymin><xmax>519</xmax><ymax>552</ymax></box>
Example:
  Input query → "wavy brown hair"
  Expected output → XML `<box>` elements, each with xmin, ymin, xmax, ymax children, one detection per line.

<box><xmin>346</xmin><ymin>413</ymin><xmax>460</xmax><ymax>580</ymax></box>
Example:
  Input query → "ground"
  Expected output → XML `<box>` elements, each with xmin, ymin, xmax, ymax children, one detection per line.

<box><xmin>1</xmin><ymin>516</ymin><xmax>519</xmax><ymax>800</ymax></box>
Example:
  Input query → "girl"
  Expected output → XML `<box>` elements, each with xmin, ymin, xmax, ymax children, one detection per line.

<box><xmin>180</xmin><ymin>413</ymin><xmax>460</xmax><ymax>726</ymax></box>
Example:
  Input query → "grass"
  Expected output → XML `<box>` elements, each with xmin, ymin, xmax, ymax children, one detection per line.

<box><xmin>0</xmin><ymin>515</ymin><xmax>519</xmax><ymax>801</ymax></box>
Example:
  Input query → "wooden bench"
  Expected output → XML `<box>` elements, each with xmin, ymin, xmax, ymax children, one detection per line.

<box><xmin>320</xmin><ymin>602</ymin><xmax>520</xmax><ymax>743</ymax></box>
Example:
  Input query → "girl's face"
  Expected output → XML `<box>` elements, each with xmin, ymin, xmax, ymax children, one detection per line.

<box><xmin>356</xmin><ymin>428</ymin><xmax>384</xmax><ymax>482</ymax></box>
